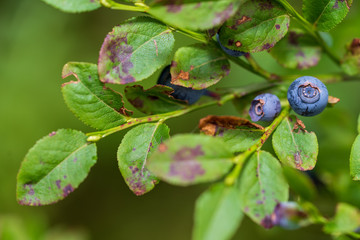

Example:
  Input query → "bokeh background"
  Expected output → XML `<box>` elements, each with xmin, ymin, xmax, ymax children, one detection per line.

<box><xmin>1</xmin><ymin>0</ymin><xmax>360</xmax><ymax>239</ymax></box>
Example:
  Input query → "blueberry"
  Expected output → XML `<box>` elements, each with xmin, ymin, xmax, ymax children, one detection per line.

<box><xmin>271</xmin><ymin>202</ymin><xmax>309</xmax><ymax>230</ymax></box>
<box><xmin>249</xmin><ymin>93</ymin><xmax>281</xmax><ymax>122</ymax></box>
<box><xmin>287</xmin><ymin>76</ymin><xmax>328</xmax><ymax>116</ymax></box>
<box><xmin>157</xmin><ymin>65</ymin><xmax>206</xmax><ymax>104</ymax></box>
<box><xmin>216</xmin><ymin>34</ymin><xmax>245</xmax><ymax>57</ymax></box>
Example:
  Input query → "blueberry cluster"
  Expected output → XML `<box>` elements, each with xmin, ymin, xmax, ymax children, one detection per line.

<box><xmin>249</xmin><ymin>76</ymin><xmax>329</xmax><ymax>122</ymax></box>
<box><xmin>157</xmin><ymin>65</ymin><xmax>206</xmax><ymax>104</ymax></box>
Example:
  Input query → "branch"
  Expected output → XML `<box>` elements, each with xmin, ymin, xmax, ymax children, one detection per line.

<box><xmin>225</xmin><ymin>106</ymin><xmax>291</xmax><ymax>185</ymax></box>
<box><xmin>86</xmin><ymin>83</ymin><xmax>275</xmax><ymax>141</ymax></box>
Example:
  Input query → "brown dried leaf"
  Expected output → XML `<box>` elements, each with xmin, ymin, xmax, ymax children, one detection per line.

<box><xmin>199</xmin><ymin>115</ymin><xmax>264</xmax><ymax>136</ymax></box>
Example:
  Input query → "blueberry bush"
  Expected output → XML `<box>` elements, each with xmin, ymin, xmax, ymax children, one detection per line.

<box><xmin>15</xmin><ymin>0</ymin><xmax>360</xmax><ymax>239</ymax></box>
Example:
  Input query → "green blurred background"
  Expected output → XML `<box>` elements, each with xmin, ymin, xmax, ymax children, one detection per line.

<box><xmin>1</xmin><ymin>0</ymin><xmax>360</xmax><ymax>239</ymax></box>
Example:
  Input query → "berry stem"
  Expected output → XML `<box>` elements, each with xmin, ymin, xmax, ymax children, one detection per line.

<box><xmin>276</xmin><ymin>0</ymin><xmax>341</xmax><ymax>65</ymax></box>
<box><xmin>225</xmin><ymin>106</ymin><xmax>291</xmax><ymax>185</ymax></box>
<box><xmin>245</xmin><ymin>54</ymin><xmax>282</xmax><ymax>82</ymax></box>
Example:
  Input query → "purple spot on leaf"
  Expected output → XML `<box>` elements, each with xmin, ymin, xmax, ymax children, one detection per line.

<box><xmin>261</xmin><ymin>215</ymin><xmax>274</xmax><ymax>229</ymax></box>
<box><xmin>24</xmin><ymin>184</ymin><xmax>34</xmax><ymax>196</ymax></box>
<box><xmin>169</xmin><ymin>145</ymin><xmax>205</xmax><ymax>181</ymax></box>
<box><xmin>56</xmin><ymin>180</ymin><xmax>61</xmax><ymax>189</ymax></box>
<box><xmin>213</xmin><ymin>3</ymin><xmax>234</xmax><ymax>25</ymax></box>
<box><xmin>167</xmin><ymin>0</ymin><xmax>182</xmax><ymax>13</ymax></box>
<box><xmin>49</xmin><ymin>131</ymin><xmax>56</xmax><ymax>137</ymax></box>
<box><xmin>62</xmin><ymin>184</ymin><xmax>74</xmax><ymax>197</ymax></box>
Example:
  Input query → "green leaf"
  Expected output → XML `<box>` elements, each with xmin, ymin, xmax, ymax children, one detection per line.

<box><xmin>147</xmin><ymin>134</ymin><xmax>234</xmax><ymax>186</ymax></box>
<box><xmin>41</xmin><ymin>0</ymin><xmax>101</xmax><ymax>13</ymax></box>
<box><xmin>303</xmin><ymin>0</ymin><xmax>351</xmax><ymax>32</ymax></box>
<box><xmin>358</xmin><ymin>114</ymin><xmax>360</xmax><ymax>133</ymax></box>
<box><xmin>124</xmin><ymin>85</ymin><xmax>186</xmax><ymax>115</ymax></box>
<box><xmin>272</xmin><ymin>115</ymin><xmax>318</xmax><ymax>171</ymax></box>
<box><xmin>350</xmin><ymin>135</ymin><xmax>360</xmax><ymax>180</ymax></box>
<box><xmin>148</xmin><ymin>0</ymin><xmax>242</xmax><ymax>31</ymax></box>
<box><xmin>98</xmin><ymin>16</ymin><xmax>175</xmax><ymax>84</ymax></box>
<box><xmin>117</xmin><ymin>123</ymin><xmax>170</xmax><ymax>196</ymax></box>
<box><xmin>17</xmin><ymin>129</ymin><xmax>97</xmax><ymax>206</ymax></box>
<box><xmin>193</xmin><ymin>183</ymin><xmax>243</xmax><ymax>240</ymax></box>
<box><xmin>171</xmin><ymin>44</ymin><xmax>230</xmax><ymax>89</ymax></box>
<box><xmin>238</xmin><ymin>151</ymin><xmax>289</xmax><ymax>228</ymax></box>
<box><xmin>282</xmin><ymin>166</ymin><xmax>317</xmax><ymax>201</ymax></box>
<box><xmin>269</xmin><ymin>29</ymin><xmax>322</xmax><ymax>69</ymax></box>
<box><xmin>324</xmin><ymin>203</ymin><xmax>360</xmax><ymax>235</ymax></box>
<box><xmin>61</xmin><ymin>62</ymin><xmax>131</xmax><ymax>130</ymax></box>
<box><xmin>218</xmin><ymin>0</ymin><xmax>290</xmax><ymax>53</ymax></box>
<box><xmin>341</xmin><ymin>38</ymin><xmax>360</xmax><ymax>76</ymax></box>
<box><xmin>215</xmin><ymin>129</ymin><xmax>263</xmax><ymax>154</ymax></box>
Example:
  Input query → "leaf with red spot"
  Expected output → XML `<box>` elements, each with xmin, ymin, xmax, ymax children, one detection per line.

<box><xmin>117</xmin><ymin>123</ymin><xmax>170</xmax><ymax>196</ymax></box>
<box><xmin>272</xmin><ymin>115</ymin><xmax>318</xmax><ymax>171</ymax></box>
<box><xmin>269</xmin><ymin>29</ymin><xmax>322</xmax><ymax>70</ymax></box>
<box><xmin>147</xmin><ymin>134</ymin><xmax>234</xmax><ymax>186</ymax></box>
<box><xmin>17</xmin><ymin>129</ymin><xmax>97</xmax><ymax>206</ymax></box>
<box><xmin>41</xmin><ymin>0</ymin><xmax>101</xmax><ymax>13</ymax></box>
<box><xmin>303</xmin><ymin>0</ymin><xmax>352</xmax><ymax>32</ymax></box>
<box><xmin>98</xmin><ymin>16</ymin><xmax>175</xmax><ymax>84</ymax></box>
<box><xmin>238</xmin><ymin>151</ymin><xmax>289</xmax><ymax>228</ymax></box>
<box><xmin>148</xmin><ymin>0</ymin><xmax>243</xmax><ymax>31</ymax></box>
<box><xmin>62</xmin><ymin>62</ymin><xmax>132</xmax><ymax>130</ymax></box>
<box><xmin>124</xmin><ymin>84</ymin><xmax>186</xmax><ymax>115</ymax></box>
<box><xmin>218</xmin><ymin>0</ymin><xmax>290</xmax><ymax>53</ymax></box>
<box><xmin>171</xmin><ymin>44</ymin><xmax>230</xmax><ymax>89</ymax></box>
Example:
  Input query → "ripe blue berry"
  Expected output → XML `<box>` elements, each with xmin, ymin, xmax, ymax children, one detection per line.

<box><xmin>157</xmin><ymin>65</ymin><xmax>206</xmax><ymax>104</ymax></box>
<box><xmin>287</xmin><ymin>76</ymin><xmax>328</xmax><ymax>116</ymax></box>
<box><xmin>249</xmin><ymin>93</ymin><xmax>281</xmax><ymax>122</ymax></box>
<box><xmin>216</xmin><ymin>34</ymin><xmax>245</xmax><ymax>57</ymax></box>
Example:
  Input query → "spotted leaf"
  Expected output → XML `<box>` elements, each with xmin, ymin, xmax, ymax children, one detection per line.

<box><xmin>148</xmin><ymin>0</ymin><xmax>243</xmax><ymax>31</ymax></box>
<box><xmin>272</xmin><ymin>115</ymin><xmax>318</xmax><ymax>171</ymax></box>
<box><xmin>147</xmin><ymin>134</ymin><xmax>233</xmax><ymax>186</ymax></box>
<box><xmin>117</xmin><ymin>123</ymin><xmax>170</xmax><ymax>196</ymax></box>
<box><xmin>269</xmin><ymin>29</ymin><xmax>322</xmax><ymax>69</ymax></box>
<box><xmin>17</xmin><ymin>129</ymin><xmax>97</xmax><ymax>206</ymax></box>
<box><xmin>171</xmin><ymin>44</ymin><xmax>230</xmax><ymax>89</ymax></box>
<box><xmin>218</xmin><ymin>0</ymin><xmax>290</xmax><ymax>53</ymax></box>
<box><xmin>238</xmin><ymin>151</ymin><xmax>289</xmax><ymax>228</ymax></box>
<box><xmin>341</xmin><ymin>38</ymin><xmax>360</xmax><ymax>76</ymax></box>
<box><xmin>98</xmin><ymin>16</ymin><xmax>175</xmax><ymax>84</ymax></box>
<box><xmin>62</xmin><ymin>62</ymin><xmax>131</xmax><ymax>130</ymax></box>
